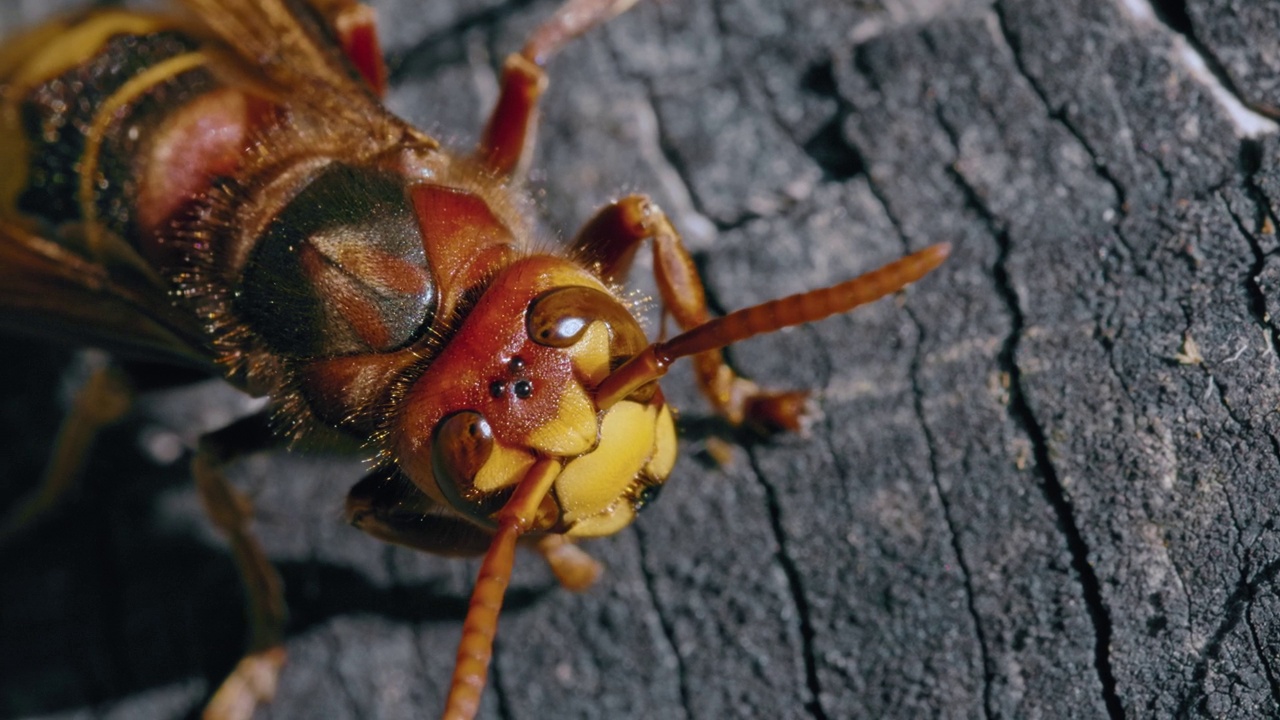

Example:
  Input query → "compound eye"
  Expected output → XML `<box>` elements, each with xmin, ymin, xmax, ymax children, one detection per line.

<box><xmin>526</xmin><ymin>286</ymin><xmax>647</xmax><ymax>357</ymax></box>
<box><xmin>431</xmin><ymin>411</ymin><xmax>505</xmax><ymax>520</ymax></box>
<box><xmin>526</xmin><ymin>287</ymin><xmax>595</xmax><ymax>348</ymax></box>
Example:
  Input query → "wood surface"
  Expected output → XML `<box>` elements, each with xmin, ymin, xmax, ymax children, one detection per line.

<box><xmin>3</xmin><ymin>0</ymin><xmax>1279</xmax><ymax>718</ymax></box>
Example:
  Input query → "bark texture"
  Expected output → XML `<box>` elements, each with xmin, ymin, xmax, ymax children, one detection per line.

<box><xmin>3</xmin><ymin>0</ymin><xmax>1280</xmax><ymax>718</ymax></box>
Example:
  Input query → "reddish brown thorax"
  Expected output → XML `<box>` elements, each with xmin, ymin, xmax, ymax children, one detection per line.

<box><xmin>411</xmin><ymin>184</ymin><xmax>519</xmax><ymax>319</ymax></box>
<box><xmin>288</xmin><ymin>182</ymin><xmax>521</xmax><ymax>435</ymax></box>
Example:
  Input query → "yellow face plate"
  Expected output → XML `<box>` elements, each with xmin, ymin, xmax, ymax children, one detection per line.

<box><xmin>554</xmin><ymin>399</ymin><xmax>676</xmax><ymax>538</ymax></box>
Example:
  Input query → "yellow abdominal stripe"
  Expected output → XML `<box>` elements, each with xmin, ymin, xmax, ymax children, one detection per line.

<box><xmin>2</xmin><ymin>12</ymin><xmax>171</xmax><ymax>89</ymax></box>
<box><xmin>80</xmin><ymin>52</ymin><xmax>208</xmax><ymax>256</ymax></box>
<box><xmin>0</xmin><ymin>12</ymin><xmax>173</xmax><ymax>219</ymax></box>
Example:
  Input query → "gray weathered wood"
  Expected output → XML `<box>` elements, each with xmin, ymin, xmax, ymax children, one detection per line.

<box><xmin>3</xmin><ymin>0</ymin><xmax>1280</xmax><ymax>718</ymax></box>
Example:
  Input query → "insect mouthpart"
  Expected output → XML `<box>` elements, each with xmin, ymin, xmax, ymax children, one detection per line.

<box><xmin>391</xmin><ymin>258</ymin><xmax>678</xmax><ymax>538</ymax></box>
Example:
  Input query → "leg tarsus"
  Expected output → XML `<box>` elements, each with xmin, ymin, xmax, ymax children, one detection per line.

<box><xmin>692</xmin><ymin>358</ymin><xmax>813</xmax><ymax>432</ymax></box>
<box><xmin>203</xmin><ymin>646</ymin><xmax>287</xmax><ymax>720</ymax></box>
<box><xmin>520</xmin><ymin>0</ymin><xmax>642</xmax><ymax>66</ymax></box>
<box><xmin>194</xmin><ymin>414</ymin><xmax>288</xmax><ymax>719</ymax></box>
<box><xmin>742</xmin><ymin>389</ymin><xmax>817</xmax><ymax>435</ymax></box>
<box><xmin>534</xmin><ymin>534</ymin><xmax>602</xmax><ymax>591</ymax></box>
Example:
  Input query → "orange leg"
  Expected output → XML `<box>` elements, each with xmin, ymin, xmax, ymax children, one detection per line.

<box><xmin>194</xmin><ymin>414</ymin><xmax>289</xmax><ymax>720</ymax></box>
<box><xmin>308</xmin><ymin>0</ymin><xmax>388</xmax><ymax>96</ymax></box>
<box><xmin>571</xmin><ymin>195</ymin><xmax>812</xmax><ymax>431</ymax></box>
<box><xmin>478</xmin><ymin>0</ymin><xmax>641</xmax><ymax>178</ymax></box>
<box><xmin>533</xmin><ymin>534</ymin><xmax>602</xmax><ymax>591</ymax></box>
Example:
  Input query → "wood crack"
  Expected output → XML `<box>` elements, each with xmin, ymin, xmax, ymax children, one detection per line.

<box><xmin>905</xmin><ymin>303</ymin><xmax>995</xmax><ymax>720</ymax></box>
<box><xmin>1174</xmin><ymin>556</ymin><xmax>1280</xmax><ymax>717</ymax></box>
<box><xmin>927</xmin><ymin>95</ymin><xmax>1127</xmax><ymax>717</ymax></box>
<box><xmin>745</xmin><ymin>452</ymin><xmax>831</xmax><ymax>720</ymax></box>
<box><xmin>632</xmin><ymin>525</ymin><xmax>694</xmax><ymax>720</ymax></box>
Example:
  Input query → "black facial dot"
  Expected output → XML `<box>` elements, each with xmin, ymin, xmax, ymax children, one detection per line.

<box><xmin>489</xmin><ymin>381</ymin><xmax>506</xmax><ymax>399</ymax></box>
<box><xmin>508</xmin><ymin>356</ymin><xmax>526</xmax><ymax>373</ymax></box>
<box><xmin>513</xmin><ymin>379</ymin><xmax>534</xmax><ymax>399</ymax></box>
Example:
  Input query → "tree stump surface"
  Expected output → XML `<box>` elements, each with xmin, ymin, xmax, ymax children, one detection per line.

<box><xmin>2</xmin><ymin>0</ymin><xmax>1280</xmax><ymax>718</ymax></box>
